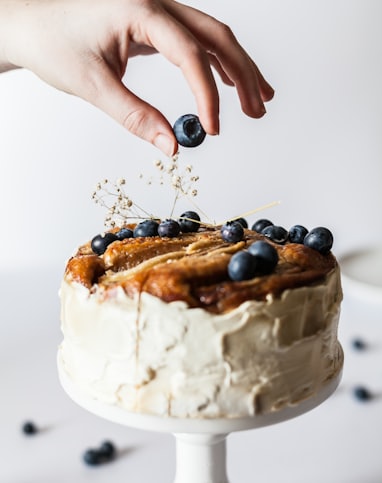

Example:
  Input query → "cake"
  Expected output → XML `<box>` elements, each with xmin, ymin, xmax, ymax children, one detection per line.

<box><xmin>59</xmin><ymin>219</ymin><xmax>343</xmax><ymax>419</ymax></box>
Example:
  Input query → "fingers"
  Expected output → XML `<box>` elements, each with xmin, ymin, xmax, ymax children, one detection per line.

<box><xmin>252</xmin><ymin>63</ymin><xmax>275</xmax><ymax>103</ymax></box>
<box><xmin>162</xmin><ymin>0</ymin><xmax>274</xmax><ymax>118</ymax></box>
<box><xmin>141</xmin><ymin>8</ymin><xmax>220</xmax><ymax>135</ymax></box>
<box><xmin>208</xmin><ymin>53</ymin><xmax>235</xmax><ymax>87</ymax></box>
<box><xmin>88</xmin><ymin>69</ymin><xmax>178</xmax><ymax>156</ymax></box>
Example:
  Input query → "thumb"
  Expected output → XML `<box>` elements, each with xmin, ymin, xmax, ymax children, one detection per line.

<box><xmin>86</xmin><ymin>73</ymin><xmax>178</xmax><ymax>156</ymax></box>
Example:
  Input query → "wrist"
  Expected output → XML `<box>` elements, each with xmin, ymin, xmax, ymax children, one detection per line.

<box><xmin>0</xmin><ymin>1</ymin><xmax>22</xmax><ymax>72</ymax></box>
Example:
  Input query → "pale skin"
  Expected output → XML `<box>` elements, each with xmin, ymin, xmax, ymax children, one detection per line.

<box><xmin>0</xmin><ymin>0</ymin><xmax>274</xmax><ymax>156</ymax></box>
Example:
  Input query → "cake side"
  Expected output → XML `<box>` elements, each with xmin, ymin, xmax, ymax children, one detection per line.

<box><xmin>59</xmin><ymin>265</ymin><xmax>343</xmax><ymax>418</ymax></box>
<box><xmin>59</xmin><ymin>223</ymin><xmax>343</xmax><ymax>419</ymax></box>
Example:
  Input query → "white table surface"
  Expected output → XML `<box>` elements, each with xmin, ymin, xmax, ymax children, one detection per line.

<box><xmin>1</xmin><ymin>267</ymin><xmax>381</xmax><ymax>483</ymax></box>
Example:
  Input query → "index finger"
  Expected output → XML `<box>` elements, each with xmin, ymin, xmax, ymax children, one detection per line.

<box><xmin>162</xmin><ymin>1</ymin><xmax>274</xmax><ymax>118</ymax></box>
<box><xmin>141</xmin><ymin>8</ymin><xmax>220</xmax><ymax>135</ymax></box>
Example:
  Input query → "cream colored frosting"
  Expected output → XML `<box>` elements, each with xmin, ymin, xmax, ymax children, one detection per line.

<box><xmin>59</xmin><ymin>267</ymin><xmax>343</xmax><ymax>418</ymax></box>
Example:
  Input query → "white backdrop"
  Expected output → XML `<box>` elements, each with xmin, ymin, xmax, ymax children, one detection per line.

<box><xmin>1</xmin><ymin>0</ymin><xmax>381</xmax><ymax>269</ymax></box>
<box><xmin>1</xmin><ymin>3</ymin><xmax>382</xmax><ymax>483</ymax></box>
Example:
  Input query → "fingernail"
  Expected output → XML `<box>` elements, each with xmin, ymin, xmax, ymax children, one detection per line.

<box><xmin>257</xmin><ymin>104</ymin><xmax>267</xmax><ymax>118</ymax></box>
<box><xmin>213</xmin><ymin>124</ymin><xmax>220</xmax><ymax>136</ymax></box>
<box><xmin>210</xmin><ymin>118</ymin><xmax>219</xmax><ymax>136</ymax></box>
<box><xmin>154</xmin><ymin>134</ymin><xmax>176</xmax><ymax>157</ymax></box>
<box><xmin>211</xmin><ymin>117</ymin><xmax>220</xmax><ymax>135</ymax></box>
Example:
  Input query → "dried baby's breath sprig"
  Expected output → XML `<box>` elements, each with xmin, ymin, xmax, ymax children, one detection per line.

<box><xmin>139</xmin><ymin>154</ymin><xmax>211</xmax><ymax>222</ymax></box>
<box><xmin>92</xmin><ymin>155</ymin><xmax>281</xmax><ymax>230</ymax></box>
<box><xmin>91</xmin><ymin>178</ymin><xmax>154</xmax><ymax>228</ymax></box>
<box><xmin>151</xmin><ymin>155</ymin><xmax>200</xmax><ymax>200</ymax></box>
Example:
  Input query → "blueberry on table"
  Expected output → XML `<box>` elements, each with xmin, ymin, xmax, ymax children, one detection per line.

<box><xmin>83</xmin><ymin>441</ymin><xmax>117</xmax><ymax>466</ymax></box>
<box><xmin>251</xmin><ymin>219</ymin><xmax>273</xmax><ymax>233</ymax></box>
<box><xmin>351</xmin><ymin>338</ymin><xmax>367</xmax><ymax>351</ymax></box>
<box><xmin>22</xmin><ymin>421</ymin><xmax>38</xmax><ymax>435</ymax></box>
<box><xmin>248</xmin><ymin>240</ymin><xmax>279</xmax><ymax>274</ymax></box>
<box><xmin>99</xmin><ymin>440</ymin><xmax>117</xmax><ymax>460</ymax></box>
<box><xmin>173</xmin><ymin>114</ymin><xmax>206</xmax><ymax>147</ymax></box>
<box><xmin>353</xmin><ymin>386</ymin><xmax>372</xmax><ymax>402</ymax></box>
<box><xmin>221</xmin><ymin>221</ymin><xmax>244</xmax><ymax>243</ymax></box>
<box><xmin>261</xmin><ymin>225</ymin><xmax>289</xmax><ymax>244</ymax></box>
<box><xmin>304</xmin><ymin>227</ymin><xmax>333</xmax><ymax>254</ymax></box>
<box><xmin>158</xmin><ymin>219</ymin><xmax>181</xmax><ymax>238</ymax></box>
<box><xmin>289</xmin><ymin>225</ymin><xmax>308</xmax><ymax>244</ymax></box>
<box><xmin>83</xmin><ymin>449</ymin><xmax>103</xmax><ymax>466</ymax></box>
<box><xmin>115</xmin><ymin>227</ymin><xmax>134</xmax><ymax>240</ymax></box>
<box><xmin>178</xmin><ymin>211</ymin><xmax>201</xmax><ymax>233</ymax></box>
<box><xmin>91</xmin><ymin>233</ymin><xmax>118</xmax><ymax>255</ymax></box>
<box><xmin>133</xmin><ymin>219</ymin><xmax>160</xmax><ymax>238</ymax></box>
<box><xmin>228</xmin><ymin>251</ymin><xmax>257</xmax><ymax>281</ymax></box>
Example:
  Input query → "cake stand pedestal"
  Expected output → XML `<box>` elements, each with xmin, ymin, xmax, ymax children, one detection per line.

<box><xmin>58</xmin><ymin>355</ymin><xmax>342</xmax><ymax>483</ymax></box>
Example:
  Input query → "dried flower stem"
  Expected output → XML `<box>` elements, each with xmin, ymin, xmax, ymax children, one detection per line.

<box><xmin>92</xmin><ymin>157</ymin><xmax>280</xmax><ymax>229</ymax></box>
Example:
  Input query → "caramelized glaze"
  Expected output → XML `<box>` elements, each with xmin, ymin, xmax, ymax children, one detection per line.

<box><xmin>65</xmin><ymin>227</ymin><xmax>336</xmax><ymax>313</ymax></box>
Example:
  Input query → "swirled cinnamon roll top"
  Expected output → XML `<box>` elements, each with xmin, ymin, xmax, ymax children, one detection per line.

<box><xmin>65</xmin><ymin>226</ymin><xmax>337</xmax><ymax>314</ymax></box>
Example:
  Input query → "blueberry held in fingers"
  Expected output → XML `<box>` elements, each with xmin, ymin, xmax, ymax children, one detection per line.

<box><xmin>173</xmin><ymin>114</ymin><xmax>206</xmax><ymax>147</ymax></box>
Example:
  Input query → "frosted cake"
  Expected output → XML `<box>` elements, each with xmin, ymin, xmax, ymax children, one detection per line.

<box><xmin>59</xmin><ymin>218</ymin><xmax>343</xmax><ymax>419</ymax></box>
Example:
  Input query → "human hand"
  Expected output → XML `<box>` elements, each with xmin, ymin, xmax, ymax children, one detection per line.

<box><xmin>0</xmin><ymin>0</ymin><xmax>274</xmax><ymax>155</ymax></box>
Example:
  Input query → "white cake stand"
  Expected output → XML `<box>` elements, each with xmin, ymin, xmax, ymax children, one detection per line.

<box><xmin>58</xmin><ymin>354</ymin><xmax>342</xmax><ymax>483</ymax></box>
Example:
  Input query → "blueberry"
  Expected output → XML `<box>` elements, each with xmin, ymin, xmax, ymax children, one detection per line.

<box><xmin>158</xmin><ymin>219</ymin><xmax>181</xmax><ymax>238</ymax></box>
<box><xmin>289</xmin><ymin>225</ymin><xmax>308</xmax><ymax>244</ymax></box>
<box><xmin>178</xmin><ymin>211</ymin><xmax>200</xmax><ymax>233</ymax></box>
<box><xmin>83</xmin><ymin>441</ymin><xmax>117</xmax><ymax>466</ymax></box>
<box><xmin>22</xmin><ymin>421</ymin><xmax>38</xmax><ymax>435</ymax></box>
<box><xmin>353</xmin><ymin>386</ymin><xmax>372</xmax><ymax>402</ymax></box>
<box><xmin>99</xmin><ymin>440</ymin><xmax>116</xmax><ymax>460</ymax></box>
<box><xmin>221</xmin><ymin>221</ymin><xmax>244</xmax><ymax>243</ymax></box>
<box><xmin>351</xmin><ymin>338</ymin><xmax>367</xmax><ymax>351</ymax></box>
<box><xmin>115</xmin><ymin>227</ymin><xmax>134</xmax><ymax>240</ymax></box>
<box><xmin>173</xmin><ymin>114</ymin><xmax>206</xmax><ymax>147</ymax></box>
<box><xmin>235</xmin><ymin>217</ymin><xmax>248</xmax><ymax>229</ymax></box>
<box><xmin>251</xmin><ymin>219</ymin><xmax>273</xmax><ymax>233</ymax></box>
<box><xmin>228</xmin><ymin>251</ymin><xmax>257</xmax><ymax>281</ymax></box>
<box><xmin>83</xmin><ymin>449</ymin><xmax>103</xmax><ymax>466</ymax></box>
<box><xmin>248</xmin><ymin>240</ymin><xmax>279</xmax><ymax>274</ymax></box>
<box><xmin>91</xmin><ymin>232</ymin><xmax>118</xmax><ymax>255</ymax></box>
<box><xmin>304</xmin><ymin>227</ymin><xmax>333</xmax><ymax>254</ymax></box>
<box><xmin>133</xmin><ymin>219</ymin><xmax>159</xmax><ymax>238</ymax></box>
<box><xmin>261</xmin><ymin>225</ymin><xmax>289</xmax><ymax>244</ymax></box>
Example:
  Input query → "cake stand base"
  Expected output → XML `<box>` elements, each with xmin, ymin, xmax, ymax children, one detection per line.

<box><xmin>174</xmin><ymin>433</ymin><xmax>228</xmax><ymax>483</ymax></box>
<box><xmin>58</xmin><ymin>353</ymin><xmax>343</xmax><ymax>483</ymax></box>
